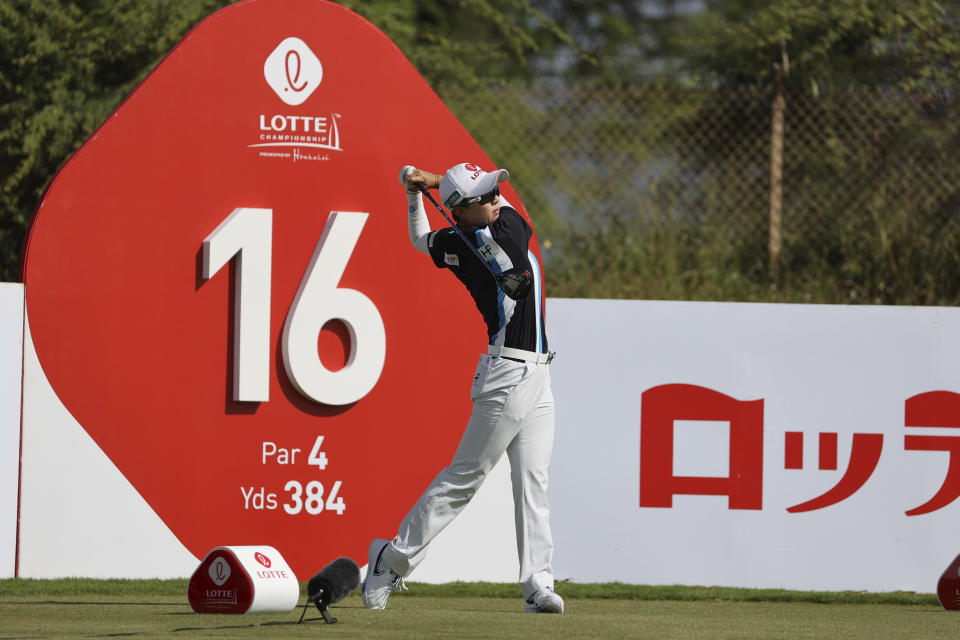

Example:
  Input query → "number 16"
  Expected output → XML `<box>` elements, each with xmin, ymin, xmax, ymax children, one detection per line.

<box><xmin>202</xmin><ymin>209</ymin><xmax>386</xmax><ymax>406</ymax></box>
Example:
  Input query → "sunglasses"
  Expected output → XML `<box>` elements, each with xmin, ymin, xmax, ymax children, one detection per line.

<box><xmin>463</xmin><ymin>185</ymin><xmax>500</xmax><ymax>206</ymax></box>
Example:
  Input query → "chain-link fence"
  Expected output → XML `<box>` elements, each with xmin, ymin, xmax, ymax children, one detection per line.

<box><xmin>444</xmin><ymin>81</ymin><xmax>960</xmax><ymax>304</ymax></box>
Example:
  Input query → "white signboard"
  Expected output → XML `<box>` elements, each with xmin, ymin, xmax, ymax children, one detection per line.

<box><xmin>547</xmin><ymin>298</ymin><xmax>960</xmax><ymax>592</ymax></box>
<box><xmin>0</xmin><ymin>283</ymin><xmax>24</xmax><ymax>578</ymax></box>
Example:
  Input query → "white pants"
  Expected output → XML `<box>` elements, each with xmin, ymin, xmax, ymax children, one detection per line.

<box><xmin>382</xmin><ymin>354</ymin><xmax>556</xmax><ymax>600</ymax></box>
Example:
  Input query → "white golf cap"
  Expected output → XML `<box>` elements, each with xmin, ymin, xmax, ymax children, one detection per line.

<box><xmin>439</xmin><ymin>163</ymin><xmax>510</xmax><ymax>209</ymax></box>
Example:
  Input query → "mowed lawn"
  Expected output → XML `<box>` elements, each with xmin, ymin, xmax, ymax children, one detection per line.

<box><xmin>0</xmin><ymin>580</ymin><xmax>955</xmax><ymax>639</ymax></box>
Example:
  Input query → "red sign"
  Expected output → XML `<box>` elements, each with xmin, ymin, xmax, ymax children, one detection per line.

<box><xmin>640</xmin><ymin>384</ymin><xmax>764</xmax><ymax>509</ymax></box>
<box><xmin>21</xmin><ymin>0</ymin><xmax>540</xmax><ymax>576</ymax></box>
<box><xmin>188</xmin><ymin>550</ymin><xmax>254</xmax><ymax>614</ymax></box>
<box><xmin>938</xmin><ymin>552</ymin><xmax>960</xmax><ymax>610</ymax></box>
<box><xmin>640</xmin><ymin>385</ymin><xmax>960</xmax><ymax>516</ymax></box>
<box><xmin>187</xmin><ymin>545</ymin><xmax>296</xmax><ymax>614</ymax></box>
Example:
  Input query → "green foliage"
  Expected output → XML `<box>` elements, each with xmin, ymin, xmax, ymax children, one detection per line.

<box><xmin>677</xmin><ymin>0</ymin><xmax>960</xmax><ymax>92</ymax></box>
<box><xmin>774</xmin><ymin>90</ymin><xmax>960</xmax><ymax>305</ymax></box>
<box><xmin>337</xmin><ymin>0</ymin><xmax>579</xmax><ymax>93</ymax></box>
<box><xmin>0</xmin><ymin>0</ymin><xmax>230</xmax><ymax>282</ymax></box>
<box><xmin>524</xmin><ymin>0</ymin><xmax>676</xmax><ymax>82</ymax></box>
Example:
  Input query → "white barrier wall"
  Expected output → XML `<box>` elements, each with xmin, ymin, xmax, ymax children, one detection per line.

<box><xmin>8</xmin><ymin>295</ymin><xmax>960</xmax><ymax>591</ymax></box>
<box><xmin>547</xmin><ymin>298</ymin><xmax>960</xmax><ymax>592</ymax></box>
<box><xmin>0</xmin><ymin>283</ymin><xmax>24</xmax><ymax>578</ymax></box>
<box><xmin>18</xmin><ymin>312</ymin><xmax>200</xmax><ymax>578</ymax></box>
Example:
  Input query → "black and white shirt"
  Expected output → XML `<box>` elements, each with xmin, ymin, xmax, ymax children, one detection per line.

<box><xmin>407</xmin><ymin>193</ymin><xmax>547</xmax><ymax>354</ymax></box>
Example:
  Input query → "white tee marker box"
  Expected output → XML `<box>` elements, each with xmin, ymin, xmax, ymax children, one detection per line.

<box><xmin>188</xmin><ymin>545</ymin><xmax>299</xmax><ymax>614</ymax></box>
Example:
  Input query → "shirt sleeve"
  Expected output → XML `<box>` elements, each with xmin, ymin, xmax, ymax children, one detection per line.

<box><xmin>407</xmin><ymin>191</ymin><xmax>431</xmax><ymax>254</ymax></box>
<box><xmin>426</xmin><ymin>228</ymin><xmax>459</xmax><ymax>269</ymax></box>
<box><xmin>501</xmin><ymin>206</ymin><xmax>533</xmax><ymax>247</ymax></box>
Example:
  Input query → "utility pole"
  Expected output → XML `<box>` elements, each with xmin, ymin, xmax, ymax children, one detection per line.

<box><xmin>769</xmin><ymin>39</ymin><xmax>789</xmax><ymax>278</ymax></box>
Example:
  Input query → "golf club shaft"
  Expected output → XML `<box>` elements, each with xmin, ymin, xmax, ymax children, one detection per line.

<box><xmin>417</xmin><ymin>185</ymin><xmax>502</xmax><ymax>280</ymax></box>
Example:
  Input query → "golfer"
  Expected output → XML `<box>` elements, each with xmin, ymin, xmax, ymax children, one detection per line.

<box><xmin>360</xmin><ymin>163</ymin><xmax>563</xmax><ymax>614</ymax></box>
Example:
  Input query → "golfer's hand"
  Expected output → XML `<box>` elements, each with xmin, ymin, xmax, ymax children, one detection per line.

<box><xmin>399</xmin><ymin>166</ymin><xmax>441</xmax><ymax>192</ymax></box>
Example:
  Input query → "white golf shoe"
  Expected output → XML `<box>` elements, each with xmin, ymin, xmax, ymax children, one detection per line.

<box><xmin>524</xmin><ymin>586</ymin><xmax>564</xmax><ymax>613</ymax></box>
<box><xmin>361</xmin><ymin>538</ymin><xmax>405</xmax><ymax>610</ymax></box>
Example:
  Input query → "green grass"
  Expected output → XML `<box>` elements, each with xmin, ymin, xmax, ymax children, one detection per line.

<box><xmin>0</xmin><ymin>580</ymin><xmax>953</xmax><ymax>639</ymax></box>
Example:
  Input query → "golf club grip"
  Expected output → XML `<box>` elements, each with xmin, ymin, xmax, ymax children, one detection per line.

<box><xmin>417</xmin><ymin>184</ymin><xmax>500</xmax><ymax>279</ymax></box>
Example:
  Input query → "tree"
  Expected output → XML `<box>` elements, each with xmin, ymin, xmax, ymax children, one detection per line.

<box><xmin>660</xmin><ymin>0</ymin><xmax>960</xmax><ymax>303</ymax></box>
<box><xmin>0</xmin><ymin>0</ymin><xmax>229</xmax><ymax>282</ymax></box>
<box><xmin>340</xmin><ymin>0</ymin><xmax>581</xmax><ymax>90</ymax></box>
<box><xmin>673</xmin><ymin>0</ymin><xmax>960</xmax><ymax>91</ymax></box>
<box><xmin>526</xmin><ymin>0</ymin><xmax>694</xmax><ymax>82</ymax></box>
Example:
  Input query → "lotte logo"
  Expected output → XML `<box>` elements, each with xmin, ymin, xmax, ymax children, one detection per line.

<box><xmin>641</xmin><ymin>384</ymin><xmax>960</xmax><ymax>515</ymax></box>
<box><xmin>208</xmin><ymin>557</ymin><xmax>231</xmax><ymax>586</ymax></box>
<box><xmin>264</xmin><ymin>37</ymin><xmax>323</xmax><ymax>105</ymax></box>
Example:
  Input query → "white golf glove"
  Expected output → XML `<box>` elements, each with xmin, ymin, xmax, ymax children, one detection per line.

<box><xmin>399</xmin><ymin>165</ymin><xmax>418</xmax><ymax>192</ymax></box>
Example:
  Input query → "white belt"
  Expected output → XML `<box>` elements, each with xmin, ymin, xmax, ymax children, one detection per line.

<box><xmin>487</xmin><ymin>345</ymin><xmax>555</xmax><ymax>364</ymax></box>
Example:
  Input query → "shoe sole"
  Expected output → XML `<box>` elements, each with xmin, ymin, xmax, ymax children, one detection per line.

<box><xmin>524</xmin><ymin>604</ymin><xmax>564</xmax><ymax>613</ymax></box>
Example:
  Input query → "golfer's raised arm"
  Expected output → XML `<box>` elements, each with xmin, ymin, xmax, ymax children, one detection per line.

<box><xmin>398</xmin><ymin>166</ymin><xmax>428</xmax><ymax>254</ymax></box>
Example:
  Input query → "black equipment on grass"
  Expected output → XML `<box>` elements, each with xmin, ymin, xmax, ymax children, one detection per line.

<box><xmin>297</xmin><ymin>557</ymin><xmax>361</xmax><ymax>624</ymax></box>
